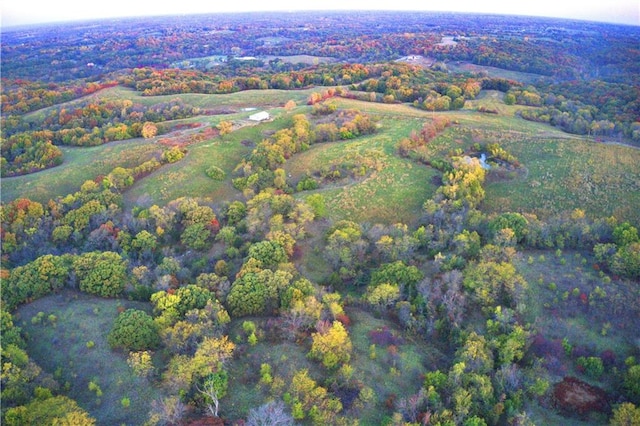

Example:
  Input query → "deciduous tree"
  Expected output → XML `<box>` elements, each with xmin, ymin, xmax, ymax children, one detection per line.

<box><xmin>108</xmin><ymin>309</ymin><xmax>160</xmax><ymax>351</ymax></box>
<box><xmin>309</xmin><ymin>321</ymin><xmax>352</xmax><ymax>370</ymax></box>
<box><xmin>72</xmin><ymin>251</ymin><xmax>128</xmax><ymax>297</ymax></box>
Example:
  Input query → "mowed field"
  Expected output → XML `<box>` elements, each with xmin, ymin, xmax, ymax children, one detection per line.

<box><xmin>4</xmin><ymin>87</ymin><xmax>640</xmax><ymax>225</ymax></box>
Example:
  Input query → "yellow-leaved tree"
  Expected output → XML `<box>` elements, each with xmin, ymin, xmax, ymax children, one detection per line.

<box><xmin>309</xmin><ymin>320</ymin><xmax>352</xmax><ymax>369</ymax></box>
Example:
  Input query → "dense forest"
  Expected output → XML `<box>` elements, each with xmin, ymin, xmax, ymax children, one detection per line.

<box><xmin>1</xmin><ymin>11</ymin><xmax>639</xmax><ymax>426</ymax></box>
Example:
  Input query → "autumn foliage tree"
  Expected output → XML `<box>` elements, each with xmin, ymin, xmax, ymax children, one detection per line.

<box><xmin>217</xmin><ymin>121</ymin><xmax>233</xmax><ymax>138</ymax></box>
<box><xmin>309</xmin><ymin>321</ymin><xmax>353</xmax><ymax>370</ymax></box>
<box><xmin>141</xmin><ymin>122</ymin><xmax>158</xmax><ymax>138</ymax></box>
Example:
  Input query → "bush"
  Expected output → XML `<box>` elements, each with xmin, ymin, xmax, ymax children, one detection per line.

<box><xmin>162</xmin><ymin>147</ymin><xmax>185</xmax><ymax>163</ymax></box>
<box><xmin>108</xmin><ymin>309</ymin><xmax>160</xmax><ymax>351</ymax></box>
<box><xmin>296</xmin><ymin>175</ymin><xmax>319</xmax><ymax>192</ymax></box>
<box><xmin>205</xmin><ymin>165</ymin><xmax>226</xmax><ymax>181</ymax></box>
<box><xmin>577</xmin><ymin>356</ymin><xmax>604</xmax><ymax>379</ymax></box>
<box><xmin>624</xmin><ymin>365</ymin><xmax>640</xmax><ymax>403</ymax></box>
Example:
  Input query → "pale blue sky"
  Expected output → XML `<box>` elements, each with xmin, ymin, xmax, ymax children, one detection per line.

<box><xmin>2</xmin><ymin>0</ymin><xmax>639</xmax><ymax>27</ymax></box>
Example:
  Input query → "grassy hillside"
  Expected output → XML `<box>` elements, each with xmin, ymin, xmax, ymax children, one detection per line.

<box><xmin>7</xmin><ymin>88</ymin><xmax>639</xmax><ymax>225</ymax></box>
<box><xmin>15</xmin><ymin>291</ymin><xmax>164</xmax><ymax>425</ymax></box>
<box><xmin>1</xmin><ymin>139</ymin><xmax>163</xmax><ymax>203</ymax></box>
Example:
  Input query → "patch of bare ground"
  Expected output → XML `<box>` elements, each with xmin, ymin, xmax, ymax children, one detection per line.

<box><xmin>553</xmin><ymin>376</ymin><xmax>609</xmax><ymax>417</ymax></box>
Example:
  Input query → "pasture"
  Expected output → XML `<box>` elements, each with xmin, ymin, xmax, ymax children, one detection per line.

<box><xmin>1</xmin><ymin>139</ymin><xmax>162</xmax><ymax>203</ymax></box>
<box><xmin>5</xmin><ymin>87</ymin><xmax>640</xmax><ymax>227</ymax></box>
<box><xmin>15</xmin><ymin>291</ymin><xmax>164</xmax><ymax>425</ymax></box>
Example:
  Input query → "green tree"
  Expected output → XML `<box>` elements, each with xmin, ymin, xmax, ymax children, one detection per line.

<box><xmin>456</xmin><ymin>332</ymin><xmax>494</xmax><ymax>375</ymax></box>
<box><xmin>226</xmin><ymin>200</ymin><xmax>247</xmax><ymax>225</ymax></box>
<box><xmin>73</xmin><ymin>251</ymin><xmax>128</xmax><ymax>297</ymax></box>
<box><xmin>610</xmin><ymin>402</ymin><xmax>640</xmax><ymax>426</ymax></box>
<box><xmin>366</xmin><ymin>283</ymin><xmax>400</xmax><ymax>310</ymax></box>
<box><xmin>611</xmin><ymin>243</ymin><xmax>640</xmax><ymax>279</ymax></box>
<box><xmin>162</xmin><ymin>147</ymin><xmax>185</xmax><ymax>163</ymax></box>
<box><xmin>453</xmin><ymin>230</ymin><xmax>482</xmax><ymax>259</ymax></box>
<box><xmin>489</xmin><ymin>213</ymin><xmax>528</xmax><ymax>243</ymax></box>
<box><xmin>4</xmin><ymin>395</ymin><xmax>95</xmax><ymax>426</ymax></box>
<box><xmin>108</xmin><ymin>309</ymin><xmax>160</xmax><ymax>351</ymax></box>
<box><xmin>181</xmin><ymin>223</ymin><xmax>211</xmax><ymax>250</ymax></box>
<box><xmin>324</xmin><ymin>220</ymin><xmax>367</xmax><ymax>277</ymax></box>
<box><xmin>3</xmin><ymin>254</ymin><xmax>71</xmax><ymax>310</ymax></box>
<box><xmin>131</xmin><ymin>230</ymin><xmax>158</xmax><ymax>257</ymax></box>
<box><xmin>1</xmin><ymin>343</ymin><xmax>43</xmax><ymax>407</ymax></box>
<box><xmin>206</xmin><ymin>165</ymin><xmax>226</xmax><ymax>181</ymax></box>
<box><xmin>248</xmin><ymin>240</ymin><xmax>288</xmax><ymax>269</ymax></box>
<box><xmin>197</xmin><ymin>370</ymin><xmax>228</xmax><ymax>417</ymax></box>
<box><xmin>370</xmin><ymin>260</ymin><xmax>423</xmax><ymax>300</ymax></box>
<box><xmin>577</xmin><ymin>356</ymin><xmax>605</xmax><ymax>379</ymax></box>
<box><xmin>173</xmin><ymin>285</ymin><xmax>214</xmax><ymax>316</ymax></box>
<box><xmin>613</xmin><ymin>222</ymin><xmax>639</xmax><ymax>246</ymax></box>
<box><xmin>105</xmin><ymin>167</ymin><xmax>134</xmax><ymax>191</ymax></box>
<box><xmin>227</xmin><ymin>268</ymin><xmax>292</xmax><ymax>317</ymax></box>
<box><xmin>624</xmin><ymin>365</ymin><xmax>640</xmax><ymax>403</ymax></box>
<box><xmin>463</xmin><ymin>261</ymin><xmax>527</xmax><ymax>310</ymax></box>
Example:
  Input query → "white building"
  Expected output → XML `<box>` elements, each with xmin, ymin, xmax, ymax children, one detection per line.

<box><xmin>249</xmin><ymin>111</ymin><xmax>270</xmax><ymax>122</ymax></box>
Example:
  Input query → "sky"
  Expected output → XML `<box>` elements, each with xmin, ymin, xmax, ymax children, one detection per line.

<box><xmin>1</xmin><ymin>0</ymin><xmax>639</xmax><ymax>27</ymax></box>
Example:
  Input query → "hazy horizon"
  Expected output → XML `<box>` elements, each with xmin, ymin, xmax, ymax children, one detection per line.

<box><xmin>2</xmin><ymin>0</ymin><xmax>639</xmax><ymax>28</ymax></box>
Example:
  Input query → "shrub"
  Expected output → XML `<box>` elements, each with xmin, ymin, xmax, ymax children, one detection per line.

<box><xmin>243</xmin><ymin>320</ymin><xmax>257</xmax><ymax>335</ymax></box>
<box><xmin>296</xmin><ymin>175</ymin><xmax>318</xmax><ymax>192</ymax></box>
<box><xmin>108</xmin><ymin>309</ymin><xmax>160</xmax><ymax>351</ymax></box>
<box><xmin>577</xmin><ymin>356</ymin><xmax>604</xmax><ymax>379</ymax></box>
<box><xmin>162</xmin><ymin>147</ymin><xmax>185</xmax><ymax>163</ymax></box>
<box><xmin>624</xmin><ymin>365</ymin><xmax>640</xmax><ymax>403</ymax></box>
<box><xmin>205</xmin><ymin>165</ymin><xmax>226</xmax><ymax>181</ymax></box>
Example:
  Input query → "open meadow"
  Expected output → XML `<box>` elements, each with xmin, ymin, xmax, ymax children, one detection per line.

<box><xmin>5</xmin><ymin>88</ymin><xmax>639</xmax><ymax>225</ymax></box>
<box><xmin>14</xmin><ymin>291</ymin><xmax>163</xmax><ymax>425</ymax></box>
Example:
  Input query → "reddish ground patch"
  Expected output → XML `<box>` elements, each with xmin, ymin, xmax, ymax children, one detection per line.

<box><xmin>157</xmin><ymin>124</ymin><xmax>218</xmax><ymax>148</ymax></box>
<box><xmin>186</xmin><ymin>417</ymin><xmax>224</xmax><ymax>426</ymax></box>
<box><xmin>553</xmin><ymin>376</ymin><xmax>609</xmax><ymax>416</ymax></box>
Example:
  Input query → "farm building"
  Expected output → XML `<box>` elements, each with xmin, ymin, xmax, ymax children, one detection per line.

<box><xmin>249</xmin><ymin>111</ymin><xmax>270</xmax><ymax>122</ymax></box>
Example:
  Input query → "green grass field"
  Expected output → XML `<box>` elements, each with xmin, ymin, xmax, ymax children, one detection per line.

<box><xmin>15</xmin><ymin>291</ymin><xmax>165</xmax><ymax>425</ymax></box>
<box><xmin>484</xmin><ymin>137</ymin><xmax>640</xmax><ymax>222</ymax></box>
<box><xmin>2</xmin><ymin>139</ymin><xmax>163</xmax><ymax>203</ymax></box>
<box><xmin>23</xmin><ymin>86</ymin><xmax>318</xmax><ymax>119</ymax></box>
<box><xmin>6</xmin><ymin>87</ymin><xmax>640</xmax><ymax>227</ymax></box>
<box><xmin>288</xmin><ymin>115</ymin><xmax>437</xmax><ymax>225</ymax></box>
